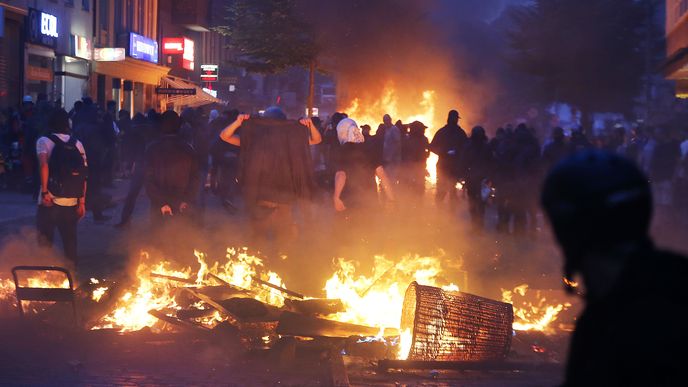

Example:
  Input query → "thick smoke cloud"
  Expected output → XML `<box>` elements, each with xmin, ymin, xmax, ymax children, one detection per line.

<box><xmin>297</xmin><ymin>0</ymin><xmax>531</xmax><ymax>129</ymax></box>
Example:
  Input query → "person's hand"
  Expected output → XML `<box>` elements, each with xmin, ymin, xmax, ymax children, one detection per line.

<box><xmin>77</xmin><ymin>201</ymin><xmax>86</xmax><ymax>220</ymax></box>
<box><xmin>299</xmin><ymin>118</ymin><xmax>313</xmax><ymax>127</ymax></box>
<box><xmin>41</xmin><ymin>192</ymin><xmax>54</xmax><ymax>207</ymax></box>
<box><xmin>161</xmin><ymin>205</ymin><xmax>173</xmax><ymax>216</ymax></box>
<box><xmin>237</xmin><ymin>114</ymin><xmax>250</xmax><ymax>124</ymax></box>
<box><xmin>179</xmin><ymin>202</ymin><xmax>188</xmax><ymax>213</ymax></box>
<box><xmin>334</xmin><ymin>197</ymin><xmax>347</xmax><ymax>212</ymax></box>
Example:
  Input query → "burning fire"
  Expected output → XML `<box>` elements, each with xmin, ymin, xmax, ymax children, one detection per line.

<box><xmin>93</xmin><ymin>248</ymin><xmax>288</xmax><ymax>332</ymax></box>
<box><xmin>342</xmin><ymin>82</ymin><xmax>440</xmax><ymax>187</ymax></box>
<box><xmin>324</xmin><ymin>254</ymin><xmax>459</xmax><ymax>331</ymax></box>
<box><xmin>501</xmin><ymin>284</ymin><xmax>571</xmax><ymax>333</ymax></box>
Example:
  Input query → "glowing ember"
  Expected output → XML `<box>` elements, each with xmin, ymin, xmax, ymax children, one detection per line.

<box><xmin>501</xmin><ymin>284</ymin><xmax>571</xmax><ymax>333</ymax></box>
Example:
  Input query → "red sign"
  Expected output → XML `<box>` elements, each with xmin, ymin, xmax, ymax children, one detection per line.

<box><xmin>162</xmin><ymin>37</ymin><xmax>184</xmax><ymax>54</ymax></box>
<box><xmin>27</xmin><ymin>65</ymin><xmax>53</xmax><ymax>82</ymax></box>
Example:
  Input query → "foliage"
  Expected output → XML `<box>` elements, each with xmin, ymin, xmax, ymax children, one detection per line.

<box><xmin>507</xmin><ymin>0</ymin><xmax>656</xmax><ymax>115</ymax></box>
<box><xmin>214</xmin><ymin>0</ymin><xmax>318</xmax><ymax>74</ymax></box>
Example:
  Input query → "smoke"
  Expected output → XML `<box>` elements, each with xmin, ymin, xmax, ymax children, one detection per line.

<box><xmin>297</xmin><ymin>0</ymin><xmax>527</xmax><ymax>130</ymax></box>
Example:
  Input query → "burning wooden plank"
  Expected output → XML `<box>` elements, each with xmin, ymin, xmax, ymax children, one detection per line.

<box><xmin>283</xmin><ymin>298</ymin><xmax>344</xmax><ymax>316</ymax></box>
<box><xmin>182</xmin><ymin>288</ymin><xmax>241</xmax><ymax>326</ymax></box>
<box><xmin>148</xmin><ymin>309</ymin><xmax>211</xmax><ymax>331</ymax></box>
<box><xmin>277</xmin><ymin>311</ymin><xmax>398</xmax><ymax>338</ymax></box>
<box><xmin>251</xmin><ymin>276</ymin><xmax>304</xmax><ymax>299</ymax></box>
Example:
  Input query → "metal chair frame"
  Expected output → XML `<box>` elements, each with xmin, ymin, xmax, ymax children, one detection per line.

<box><xmin>11</xmin><ymin>266</ymin><xmax>78</xmax><ymax>326</ymax></box>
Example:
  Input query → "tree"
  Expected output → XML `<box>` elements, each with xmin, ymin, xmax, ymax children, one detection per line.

<box><xmin>507</xmin><ymin>0</ymin><xmax>652</xmax><ymax>126</ymax></box>
<box><xmin>214</xmin><ymin>0</ymin><xmax>319</xmax><ymax>116</ymax></box>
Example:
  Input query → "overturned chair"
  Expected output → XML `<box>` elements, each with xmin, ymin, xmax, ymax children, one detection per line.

<box><xmin>12</xmin><ymin>266</ymin><xmax>78</xmax><ymax>326</ymax></box>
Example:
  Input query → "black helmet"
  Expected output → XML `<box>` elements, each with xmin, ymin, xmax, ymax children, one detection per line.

<box><xmin>541</xmin><ymin>150</ymin><xmax>652</xmax><ymax>286</ymax></box>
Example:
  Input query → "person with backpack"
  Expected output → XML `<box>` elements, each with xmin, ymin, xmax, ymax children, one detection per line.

<box><xmin>36</xmin><ymin>109</ymin><xmax>88</xmax><ymax>265</ymax></box>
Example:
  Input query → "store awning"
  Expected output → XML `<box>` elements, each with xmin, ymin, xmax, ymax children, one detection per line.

<box><xmin>94</xmin><ymin>57</ymin><xmax>171</xmax><ymax>85</ymax></box>
<box><xmin>160</xmin><ymin>75</ymin><xmax>225</xmax><ymax>108</ymax></box>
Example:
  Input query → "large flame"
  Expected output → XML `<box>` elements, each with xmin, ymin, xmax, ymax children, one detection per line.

<box><xmin>342</xmin><ymin>82</ymin><xmax>440</xmax><ymax>187</ymax></box>
<box><xmin>501</xmin><ymin>284</ymin><xmax>572</xmax><ymax>333</ymax></box>
<box><xmin>93</xmin><ymin>248</ymin><xmax>287</xmax><ymax>332</ymax></box>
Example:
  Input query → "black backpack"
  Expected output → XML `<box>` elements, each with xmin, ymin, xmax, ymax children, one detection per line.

<box><xmin>47</xmin><ymin>134</ymin><xmax>88</xmax><ymax>198</ymax></box>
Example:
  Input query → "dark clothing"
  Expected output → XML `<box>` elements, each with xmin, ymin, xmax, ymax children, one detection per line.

<box><xmin>565</xmin><ymin>248</ymin><xmax>688</xmax><ymax>386</ymax></box>
<box><xmin>37</xmin><ymin>204</ymin><xmax>78</xmax><ymax>263</ymax></box>
<box><xmin>332</xmin><ymin>142</ymin><xmax>381</xmax><ymax>209</ymax></box>
<box><xmin>542</xmin><ymin>139</ymin><xmax>568</xmax><ymax>169</ymax></box>
<box><xmin>144</xmin><ymin>135</ymin><xmax>200</xmax><ymax>210</ymax></box>
<box><xmin>429</xmin><ymin>124</ymin><xmax>467</xmax><ymax>178</ymax></box>
<box><xmin>460</xmin><ymin>139</ymin><xmax>493</xmax><ymax>228</ymax></box>
<box><xmin>650</xmin><ymin>140</ymin><xmax>680</xmax><ymax>182</ymax></box>
<box><xmin>239</xmin><ymin>118</ymin><xmax>315</xmax><ymax>206</ymax></box>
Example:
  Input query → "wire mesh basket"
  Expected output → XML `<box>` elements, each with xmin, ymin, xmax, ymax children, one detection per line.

<box><xmin>400</xmin><ymin>282</ymin><xmax>514</xmax><ymax>361</ymax></box>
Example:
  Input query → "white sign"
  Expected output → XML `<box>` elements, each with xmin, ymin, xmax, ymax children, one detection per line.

<box><xmin>202</xmin><ymin>88</ymin><xmax>217</xmax><ymax>98</ymax></box>
<box><xmin>41</xmin><ymin>12</ymin><xmax>58</xmax><ymax>38</ymax></box>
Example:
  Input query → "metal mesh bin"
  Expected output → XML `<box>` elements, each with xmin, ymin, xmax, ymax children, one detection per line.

<box><xmin>400</xmin><ymin>282</ymin><xmax>513</xmax><ymax>361</ymax></box>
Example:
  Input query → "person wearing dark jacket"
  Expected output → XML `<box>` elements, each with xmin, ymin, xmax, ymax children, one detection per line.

<box><xmin>542</xmin><ymin>127</ymin><xmax>568</xmax><ymax>170</ymax></box>
<box><xmin>430</xmin><ymin>110</ymin><xmax>467</xmax><ymax>208</ymax></box>
<box><xmin>542</xmin><ymin>150</ymin><xmax>688</xmax><ymax>387</ymax></box>
<box><xmin>402</xmin><ymin>121</ymin><xmax>430</xmax><ymax>196</ymax></box>
<box><xmin>144</xmin><ymin>111</ymin><xmax>199</xmax><ymax>224</ymax></box>
<box><xmin>460</xmin><ymin>126</ymin><xmax>493</xmax><ymax>230</ymax></box>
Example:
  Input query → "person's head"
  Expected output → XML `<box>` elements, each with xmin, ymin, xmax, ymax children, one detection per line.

<box><xmin>470</xmin><ymin>126</ymin><xmax>487</xmax><ymax>143</ymax></box>
<box><xmin>132</xmin><ymin>112</ymin><xmax>146</xmax><ymax>124</ymax></box>
<box><xmin>336</xmin><ymin>118</ymin><xmax>365</xmax><ymax>145</ymax></box>
<box><xmin>37</xmin><ymin>93</ymin><xmax>48</xmax><ymax>103</ymax></box>
<box><xmin>160</xmin><ymin>111</ymin><xmax>181</xmax><ymax>135</ymax></box>
<box><xmin>263</xmin><ymin>106</ymin><xmax>286</xmax><ymax>120</ymax></box>
<box><xmin>49</xmin><ymin>109</ymin><xmax>71</xmax><ymax>134</ymax></box>
<box><xmin>209</xmin><ymin>109</ymin><xmax>220</xmax><ymax>123</ymax></box>
<box><xmin>541</xmin><ymin>150</ymin><xmax>652</xmax><ymax>295</ymax></box>
<box><xmin>361</xmin><ymin>124</ymin><xmax>372</xmax><ymax>137</ymax></box>
<box><xmin>180</xmin><ymin>107</ymin><xmax>195</xmax><ymax>123</ymax></box>
<box><xmin>22</xmin><ymin>95</ymin><xmax>34</xmax><ymax>110</ymax></box>
<box><xmin>330</xmin><ymin>112</ymin><xmax>347</xmax><ymax>129</ymax></box>
<box><xmin>106</xmin><ymin>100</ymin><xmax>116</xmax><ymax>114</ymax></box>
<box><xmin>409</xmin><ymin>121</ymin><xmax>427</xmax><ymax>137</ymax></box>
<box><xmin>73</xmin><ymin>100</ymin><xmax>83</xmax><ymax>113</ymax></box>
<box><xmin>495</xmin><ymin>127</ymin><xmax>506</xmax><ymax>139</ymax></box>
<box><xmin>552</xmin><ymin>127</ymin><xmax>564</xmax><ymax>142</ymax></box>
<box><xmin>81</xmin><ymin>97</ymin><xmax>94</xmax><ymax>107</ymax></box>
<box><xmin>383</xmin><ymin>114</ymin><xmax>392</xmax><ymax>126</ymax></box>
<box><xmin>447</xmin><ymin>110</ymin><xmax>460</xmax><ymax>126</ymax></box>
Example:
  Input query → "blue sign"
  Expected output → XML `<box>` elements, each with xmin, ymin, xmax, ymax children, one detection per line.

<box><xmin>129</xmin><ymin>32</ymin><xmax>158</xmax><ymax>64</ymax></box>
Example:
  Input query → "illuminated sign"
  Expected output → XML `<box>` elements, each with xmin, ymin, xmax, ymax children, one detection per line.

<box><xmin>202</xmin><ymin>88</ymin><xmax>217</xmax><ymax>98</ymax></box>
<box><xmin>182</xmin><ymin>38</ymin><xmax>194</xmax><ymax>71</ymax></box>
<box><xmin>155</xmin><ymin>87</ymin><xmax>196</xmax><ymax>95</ymax></box>
<box><xmin>162</xmin><ymin>37</ymin><xmax>184</xmax><ymax>54</ymax></box>
<box><xmin>41</xmin><ymin>13</ymin><xmax>58</xmax><ymax>37</ymax></box>
<box><xmin>129</xmin><ymin>32</ymin><xmax>158</xmax><ymax>64</ymax></box>
<box><xmin>71</xmin><ymin>35</ymin><xmax>91</xmax><ymax>60</ymax></box>
<box><xmin>27</xmin><ymin>8</ymin><xmax>58</xmax><ymax>47</ymax></box>
<box><xmin>93</xmin><ymin>47</ymin><xmax>126</xmax><ymax>62</ymax></box>
<box><xmin>200</xmin><ymin>64</ymin><xmax>218</xmax><ymax>82</ymax></box>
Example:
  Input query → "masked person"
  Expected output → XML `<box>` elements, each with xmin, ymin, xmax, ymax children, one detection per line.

<box><xmin>541</xmin><ymin>150</ymin><xmax>688</xmax><ymax>386</ymax></box>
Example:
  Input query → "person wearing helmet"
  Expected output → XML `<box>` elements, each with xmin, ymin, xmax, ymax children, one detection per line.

<box><xmin>541</xmin><ymin>150</ymin><xmax>688</xmax><ymax>386</ymax></box>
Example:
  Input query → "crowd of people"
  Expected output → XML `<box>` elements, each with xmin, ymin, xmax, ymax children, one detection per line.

<box><xmin>2</xmin><ymin>94</ymin><xmax>688</xmax><ymax>263</ymax></box>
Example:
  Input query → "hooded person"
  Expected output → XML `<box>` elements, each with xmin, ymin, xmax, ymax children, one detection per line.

<box><xmin>218</xmin><ymin>106</ymin><xmax>321</xmax><ymax>247</ymax></box>
<box><xmin>144</xmin><ymin>111</ymin><xmax>200</xmax><ymax>225</ymax></box>
<box><xmin>542</xmin><ymin>150</ymin><xmax>688</xmax><ymax>386</ymax></box>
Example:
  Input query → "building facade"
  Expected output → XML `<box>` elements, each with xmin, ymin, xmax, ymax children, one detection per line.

<box><xmin>665</xmin><ymin>0</ymin><xmax>688</xmax><ymax>95</ymax></box>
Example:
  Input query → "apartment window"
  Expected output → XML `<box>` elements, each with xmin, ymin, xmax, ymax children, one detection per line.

<box><xmin>82</xmin><ymin>0</ymin><xmax>90</xmax><ymax>11</ymax></box>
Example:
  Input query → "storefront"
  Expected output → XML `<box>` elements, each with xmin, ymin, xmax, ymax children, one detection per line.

<box><xmin>24</xmin><ymin>8</ymin><xmax>57</xmax><ymax>102</ymax></box>
<box><xmin>55</xmin><ymin>34</ymin><xmax>91</xmax><ymax>110</ymax></box>
<box><xmin>0</xmin><ymin>4</ymin><xmax>26</xmax><ymax>107</ymax></box>
<box><xmin>93</xmin><ymin>32</ymin><xmax>170</xmax><ymax>114</ymax></box>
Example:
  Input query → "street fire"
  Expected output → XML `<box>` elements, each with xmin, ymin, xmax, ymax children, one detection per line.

<box><xmin>501</xmin><ymin>284</ymin><xmax>572</xmax><ymax>333</ymax></box>
<box><xmin>342</xmin><ymin>82</ymin><xmax>440</xmax><ymax>187</ymax></box>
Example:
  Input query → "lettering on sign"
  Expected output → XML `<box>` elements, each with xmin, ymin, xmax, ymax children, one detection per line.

<box><xmin>41</xmin><ymin>13</ymin><xmax>58</xmax><ymax>38</ymax></box>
